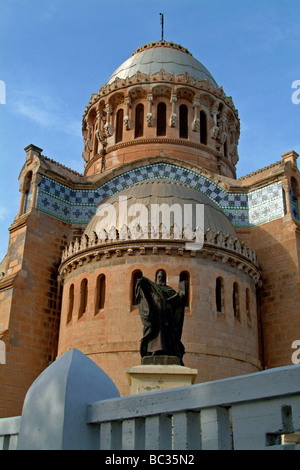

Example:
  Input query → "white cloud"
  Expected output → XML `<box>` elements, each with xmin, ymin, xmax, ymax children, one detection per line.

<box><xmin>11</xmin><ymin>86</ymin><xmax>82</xmax><ymax>137</ymax></box>
<box><xmin>240</xmin><ymin>12</ymin><xmax>300</xmax><ymax>53</ymax></box>
<box><xmin>0</xmin><ymin>206</ymin><xmax>7</xmax><ymax>220</ymax></box>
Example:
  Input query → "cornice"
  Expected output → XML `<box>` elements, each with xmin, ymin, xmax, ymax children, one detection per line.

<box><xmin>84</xmin><ymin>138</ymin><xmax>237</xmax><ymax>178</ymax></box>
<box><xmin>37</xmin><ymin>153</ymin><xmax>235</xmax><ymax>194</ymax></box>
<box><xmin>131</xmin><ymin>41</ymin><xmax>193</xmax><ymax>57</ymax></box>
<box><xmin>9</xmin><ymin>212</ymin><xmax>30</xmax><ymax>234</ymax></box>
<box><xmin>59</xmin><ymin>229</ymin><xmax>260</xmax><ymax>284</ymax></box>
<box><xmin>77</xmin><ymin>340</ymin><xmax>262</xmax><ymax>369</ymax></box>
<box><xmin>237</xmin><ymin>161</ymin><xmax>284</xmax><ymax>186</ymax></box>
<box><xmin>83</xmin><ymin>69</ymin><xmax>239</xmax><ymax>120</ymax></box>
<box><xmin>0</xmin><ymin>272</ymin><xmax>18</xmax><ymax>292</ymax></box>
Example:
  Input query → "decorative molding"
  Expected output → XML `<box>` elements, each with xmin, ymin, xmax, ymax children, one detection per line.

<box><xmin>83</xmin><ymin>69</ymin><xmax>239</xmax><ymax>121</ymax></box>
<box><xmin>84</xmin><ymin>138</ymin><xmax>236</xmax><ymax>177</ymax></box>
<box><xmin>0</xmin><ymin>272</ymin><xmax>18</xmax><ymax>292</ymax></box>
<box><xmin>9</xmin><ymin>212</ymin><xmax>30</xmax><ymax>234</ymax></box>
<box><xmin>59</xmin><ymin>228</ymin><xmax>260</xmax><ymax>284</ymax></box>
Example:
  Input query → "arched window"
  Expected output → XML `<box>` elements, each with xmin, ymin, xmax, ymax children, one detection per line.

<box><xmin>135</xmin><ymin>103</ymin><xmax>144</xmax><ymax>138</ymax></box>
<box><xmin>23</xmin><ymin>171</ymin><xmax>33</xmax><ymax>214</ymax></box>
<box><xmin>200</xmin><ymin>110</ymin><xmax>207</xmax><ymax>145</ymax></box>
<box><xmin>155</xmin><ymin>269</ymin><xmax>167</xmax><ymax>285</ymax></box>
<box><xmin>94</xmin><ymin>129</ymin><xmax>98</xmax><ymax>155</ymax></box>
<box><xmin>79</xmin><ymin>278</ymin><xmax>88</xmax><ymax>318</ymax></box>
<box><xmin>224</xmin><ymin>140</ymin><xmax>228</xmax><ymax>158</ymax></box>
<box><xmin>290</xmin><ymin>177</ymin><xmax>299</xmax><ymax>220</ymax></box>
<box><xmin>157</xmin><ymin>102</ymin><xmax>166</xmax><ymax>136</ymax></box>
<box><xmin>179</xmin><ymin>104</ymin><xmax>188</xmax><ymax>139</ymax></box>
<box><xmin>115</xmin><ymin>108</ymin><xmax>124</xmax><ymax>143</ymax></box>
<box><xmin>216</xmin><ymin>277</ymin><xmax>224</xmax><ymax>313</ymax></box>
<box><xmin>179</xmin><ymin>271</ymin><xmax>190</xmax><ymax>308</ymax></box>
<box><xmin>131</xmin><ymin>270</ymin><xmax>143</xmax><ymax>306</ymax></box>
<box><xmin>246</xmin><ymin>288</ymin><xmax>251</xmax><ymax>325</ymax></box>
<box><xmin>95</xmin><ymin>274</ymin><xmax>106</xmax><ymax>313</ymax></box>
<box><xmin>67</xmin><ymin>284</ymin><xmax>74</xmax><ymax>324</ymax></box>
<box><xmin>233</xmin><ymin>282</ymin><xmax>240</xmax><ymax>320</ymax></box>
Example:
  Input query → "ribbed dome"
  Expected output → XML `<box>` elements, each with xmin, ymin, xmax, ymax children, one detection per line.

<box><xmin>107</xmin><ymin>41</ymin><xmax>218</xmax><ymax>87</ymax></box>
<box><xmin>84</xmin><ymin>179</ymin><xmax>236</xmax><ymax>238</ymax></box>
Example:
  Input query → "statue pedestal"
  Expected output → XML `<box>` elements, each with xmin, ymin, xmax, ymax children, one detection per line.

<box><xmin>126</xmin><ymin>361</ymin><xmax>198</xmax><ymax>395</ymax></box>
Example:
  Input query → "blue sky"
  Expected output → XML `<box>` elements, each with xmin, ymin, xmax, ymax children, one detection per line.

<box><xmin>0</xmin><ymin>0</ymin><xmax>299</xmax><ymax>261</ymax></box>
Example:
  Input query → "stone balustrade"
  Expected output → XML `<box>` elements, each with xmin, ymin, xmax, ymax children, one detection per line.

<box><xmin>1</xmin><ymin>349</ymin><xmax>299</xmax><ymax>450</ymax></box>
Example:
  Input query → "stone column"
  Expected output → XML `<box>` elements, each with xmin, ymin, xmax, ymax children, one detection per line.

<box><xmin>104</xmin><ymin>104</ymin><xmax>113</xmax><ymax>136</ymax></box>
<box><xmin>31</xmin><ymin>174</ymin><xmax>42</xmax><ymax>210</ymax></box>
<box><xmin>147</xmin><ymin>92</ymin><xmax>153</xmax><ymax>127</ymax></box>
<box><xmin>170</xmin><ymin>91</ymin><xmax>177</xmax><ymax>127</ymax></box>
<box><xmin>17</xmin><ymin>188</ymin><xmax>27</xmax><ymax>217</ymax></box>
<box><xmin>282</xmin><ymin>180</ymin><xmax>292</xmax><ymax>215</ymax></box>
<box><xmin>192</xmin><ymin>98</ymin><xmax>200</xmax><ymax>132</ymax></box>
<box><xmin>124</xmin><ymin>97</ymin><xmax>131</xmax><ymax>130</ymax></box>
<box><xmin>86</xmin><ymin>123</ymin><xmax>93</xmax><ymax>152</ymax></box>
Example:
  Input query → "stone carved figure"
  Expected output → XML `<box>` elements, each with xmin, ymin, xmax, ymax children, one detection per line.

<box><xmin>135</xmin><ymin>270</ymin><xmax>186</xmax><ymax>365</ymax></box>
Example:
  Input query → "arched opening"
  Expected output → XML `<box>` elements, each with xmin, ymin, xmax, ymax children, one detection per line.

<box><xmin>131</xmin><ymin>270</ymin><xmax>143</xmax><ymax>306</ymax></box>
<box><xmin>23</xmin><ymin>171</ymin><xmax>33</xmax><ymax>214</ymax></box>
<box><xmin>179</xmin><ymin>104</ymin><xmax>188</xmax><ymax>139</ymax></box>
<box><xmin>233</xmin><ymin>282</ymin><xmax>240</xmax><ymax>320</ymax></box>
<box><xmin>246</xmin><ymin>288</ymin><xmax>251</xmax><ymax>326</ymax></box>
<box><xmin>115</xmin><ymin>108</ymin><xmax>124</xmax><ymax>143</ymax></box>
<box><xmin>93</xmin><ymin>127</ymin><xmax>98</xmax><ymax>155</ymax></box>
<box><xmin>135</xmin><ymin>103</ymin><xmax>144</xmax><ymax>138</ymax></box>
<box><xmin>179</xmin><ymin>271</ymin><xmax>190</xmax><ymax>308</ymax></box>
<box><xmin>200</xmin><ymin>110</ymin><xmax>207</xmax><ymax>145</ymax></box>
<box><xmin>216</xmin><ymin>277</ymin><xmax>224</xmax><ymax>314</ymax></box>
<box><xmin>66</xmin><ymin>284</ymin><xmax>74</xmax><ymax>324</ymax></box>
<box><xmin>224</xmin><ymin>140</ymin><xmax>228</xmax><ymax>158</ymax></box>
<box><xmin>79</xmin><ymin>278</ymin><xmax>88</xmax><ymax>318</ymax></box>
<box><xmin>291</xmin><ymin>177</ymin><xmax>300</xmax><ymax>220</ymax></box>
<box><xmin>155</xmin><ymin>269</ymin><xmax>167</xmax><ymax>285</ymax></box>
<box><xmin>95</xmin><ymin>274</ymin><xmax>106</xmax><ymax>313</ymax></box>
<box><xmin>157</xmin><ymin>102</ymin><xmax>167</xmax><ymax>136</ymax></box>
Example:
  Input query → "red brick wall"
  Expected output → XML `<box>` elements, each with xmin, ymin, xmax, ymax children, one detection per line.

<box><xmin>0</xmin><ymin>210</ymin><xmax>72</xmax><ymax>417</ymax></box>
<box><xmin>58</xmin><ymin>252</ymin><xmax>261</xmax><ymax>396</ymax></box>
<box><xmin>237</xmin><ymin>216</ymin><xmax>300</xmax><ymax>369</ymax></box>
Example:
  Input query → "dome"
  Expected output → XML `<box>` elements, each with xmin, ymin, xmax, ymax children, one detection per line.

<box><xmin>106</xmin><ymin>41</ymin><xmax>218</xmax><ymax>87</ymax></box>
<box><xmin>84</xmin><ymin>179</ymin><xmax>236</xmax><ymax>238</ymax></box>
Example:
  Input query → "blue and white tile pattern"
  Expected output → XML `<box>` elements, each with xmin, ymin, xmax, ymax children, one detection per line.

<box><xmin>37</xmin><ymin>163</ymin><xmax>287</xmax><ymax>228</ymax></box>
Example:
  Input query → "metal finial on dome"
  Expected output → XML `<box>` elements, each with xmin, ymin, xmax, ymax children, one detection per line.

<box><xmin>160</xmin><ymin>13</ymin><xmax>164</xmax><ymax>41</ymax></box>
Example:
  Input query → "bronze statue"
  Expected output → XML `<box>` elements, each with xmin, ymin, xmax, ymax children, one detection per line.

<box><xmin>135</xmin><ymin>270</ymin><xmax>186</xmax><ymax>365</ymax></box>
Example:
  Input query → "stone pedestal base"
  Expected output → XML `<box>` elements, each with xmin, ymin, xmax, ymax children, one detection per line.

<box><xmin>126</xmin><ymin>363</ymin><xmax>198</xmax><ymax>395</ymax></box>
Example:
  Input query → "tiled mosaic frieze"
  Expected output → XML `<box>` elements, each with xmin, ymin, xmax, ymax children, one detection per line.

<box><xmin>37</xmin><ymin>163</ymin><xmax>285</xmax><ymax>228</ymax></box>
<box><xmin>248</xmin><ymin>182</ymin><xmax>285</xmax><ymax>226</ymax></box>
<box><xmin>37</xmin><ymin>179</ymin><xmax>99</xmax><ymax>225</ymax></box>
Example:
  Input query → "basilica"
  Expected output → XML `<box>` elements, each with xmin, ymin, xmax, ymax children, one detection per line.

<box><xmin>0</xmin><ymin>40</ymin><xmax>299</xmax><ymax>418</ymax></box>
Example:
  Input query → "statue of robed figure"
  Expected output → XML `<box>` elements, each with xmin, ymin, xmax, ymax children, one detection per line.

<box><xmin>135</xmin><ymin>270</ymin><xmax>187</xmax><ymax>365</ymax></box>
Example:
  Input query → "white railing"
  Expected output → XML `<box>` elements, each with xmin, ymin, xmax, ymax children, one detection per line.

<box><xmin>87</xmin><ymin>365</ymin><xmax>300</xmax><ymax>450</ymax></box>
<box><xmin>0</xmin><ymin>417</ymin><xmax>20</xmax><ymax>450</ymax></box>
<box><xmin>0</xmin><ymin>349</ymin><xmax>299</xmax><ymax>450</ymax></box>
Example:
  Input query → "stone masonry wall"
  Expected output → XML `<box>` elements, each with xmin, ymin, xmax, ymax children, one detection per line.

<box><xmin>57</xmin><ymin>252</ymin><xmax>261</xmax><ymax>396</ymax></box>
<box><xmin>0</xmin><ymin>210</ymin><xmax>72</xmax><ymax>418</ymax></box>
<box><xmin>237</xmin><ymin>216</ymin><xmax>300</xmax><ymax>369</ymax></box>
